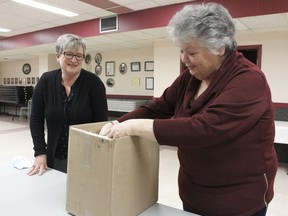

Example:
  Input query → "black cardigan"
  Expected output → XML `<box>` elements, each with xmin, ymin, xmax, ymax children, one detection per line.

<box><xmin>30</xmin><ymin>69</ymin><xmax>108</xmax><ymax>167</ymax></box>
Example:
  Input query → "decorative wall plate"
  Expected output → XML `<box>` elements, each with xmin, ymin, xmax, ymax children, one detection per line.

<box><xmin>85</xmin><ymin>54</ymin><xmax>92</xmax><ymax>64</ymax></box>
<box><xmin>94</xmin><ymin>53</ymin><xmax>102</xmax><ymax>64</ymax></box>
<box><xmin>119</xmin><ymin>63</ymin><xmax>127</xmax><ymax>74</ymax></box>
<box><xmin>106</xmin><ymin>78</ymin><xmax>115</xmax><ymax>87</ymax></box>
<box><xmin>95</xmin><ymin>64</ymin><xmax>102</xmax><ymax>75</ymax></box>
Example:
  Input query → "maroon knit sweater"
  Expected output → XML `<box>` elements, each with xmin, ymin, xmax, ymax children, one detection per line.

<box><xmin>118</xmin><ymin>50</ymin><xmax>278</xmax><ymax>216</ymax></box>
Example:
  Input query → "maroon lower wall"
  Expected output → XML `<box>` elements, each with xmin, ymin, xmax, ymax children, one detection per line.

<box><xmin>107</xmin><ymin>95</ymin><xmax>288</xmax><ymax>109</ymax></box>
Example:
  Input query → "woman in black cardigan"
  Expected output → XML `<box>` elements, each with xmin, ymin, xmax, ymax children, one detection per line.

<box><xmin>28</xmin><ymin>34</ymin><xmax>108</xmax><ymax>175</ymax></box>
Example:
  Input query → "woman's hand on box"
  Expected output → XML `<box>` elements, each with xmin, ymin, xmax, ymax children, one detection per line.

<box><xmin>99</xmin><ymin>120</ymin><xmax>119</xmax><ymax>137</ymax></box>
<box><xmin>100</xmin><ymin>119</ymin><xmax>157</xmax><ymax>142</ymax></box>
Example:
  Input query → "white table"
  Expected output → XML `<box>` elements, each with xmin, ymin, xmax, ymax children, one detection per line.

<box><xmin>275</xmin><ymin>121</ymin><xmax>288</xmax><ymax>144</ymax></box>
<box><xmin>0</xmin><ymin>163</ymin><xmax>196</xmax><ymax>216</ymax></box>
<box><xmin>0</xmin><ymin>164</ymin><xmax>66</xmax><ymax>216</ymax></box>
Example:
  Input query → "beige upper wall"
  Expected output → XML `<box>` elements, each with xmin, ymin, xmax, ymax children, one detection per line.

<box><xmin>1</xmin><ymin>58</ymin><xmax>39</xmax><ymax>86</ymax></box>
<box><xmin>0</xmin><ymin>53</ymin><xmax>58</xmax><ymax>86</ymax></box>
<box><xmin>153</xmin><ymin>40</ymin><xmax>180</xmax><ymax>98</ymax></box>
<box><xmin>0</xmin><ymin>31</ymin><xmax>287</xmax><ymax>103</ymax></box>
<box><xmin>82</xmin><ymin>47</ymin><xmax>155</xmax><ymax>96</ymax></box>
<box><xmin>236</xmin><ymin>31</ymin><xmax>288</xmax><ymax>103</ymax></box>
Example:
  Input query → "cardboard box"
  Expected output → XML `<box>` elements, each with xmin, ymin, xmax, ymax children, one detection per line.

<box><xmin>66</xmin><ymin>122</ymin><xmax>159</xmax><ymax>216</ymax></box>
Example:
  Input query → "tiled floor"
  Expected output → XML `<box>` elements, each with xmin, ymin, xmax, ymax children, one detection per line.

<box><xmin>0</xmin><ymin>115</ymin><xmax>287</xmax><ymax>215</ymax></box>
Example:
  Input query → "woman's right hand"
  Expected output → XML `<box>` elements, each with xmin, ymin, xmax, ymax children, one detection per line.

<box><xmin>27</xmin><ymin>154</ymin><xmax>48</xmax><ymax>176</ymax></box>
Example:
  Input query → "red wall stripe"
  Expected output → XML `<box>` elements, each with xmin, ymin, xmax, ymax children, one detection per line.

<box><xmin>107</xmin><ymin>95</ymin><xmax>153</xmax><ymax>100</ymax></box>
<box><xmin>0</xmin><ymin>19</ymin><xmax>101</xmax><ymax>50</ymax></box>
<box><xmin>107</xmin><ymin>95</ymin><xmax>288</xmax><ymax>108</ymax></box>
<box><xmin>274</xmin><ymin>103</ymin><xmax>288</xmax><ymax>109</ymax></box>
<box><xmin>1</xmin><ymin>0</ymin><xmax>288</xmax><ymax>51</ymax></box>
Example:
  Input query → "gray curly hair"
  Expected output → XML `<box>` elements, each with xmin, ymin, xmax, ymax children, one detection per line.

<box><xmin>167</xmin><ymin>3</ymin><xmax>237</xmax><ymax>55</ymax></box>
<box><xmin>55</xmin><ymin>33</ymin><xmax>86</xmax><ymax>55</ymax></box>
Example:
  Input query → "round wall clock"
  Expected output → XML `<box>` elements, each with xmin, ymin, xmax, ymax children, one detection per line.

<box><xmin>22</xmin><ymin>63</ymin><xmax>31</xmax><ymax>75</ymax></box>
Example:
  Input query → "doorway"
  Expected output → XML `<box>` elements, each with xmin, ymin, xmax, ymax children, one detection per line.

<box><xmin>237</xmin><ymin>45</ymin><xmax>262</xmax><ymax>67</ymax></box>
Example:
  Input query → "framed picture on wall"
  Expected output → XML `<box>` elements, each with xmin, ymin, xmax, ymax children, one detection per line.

<box><xmin>3</xmin><ymin>78</ymin><xmax>6</xmax><ymax>85</ymax></box>
<box><xmin>145</xmin><ymin>77</ymin><xmax>154</xmax><ymax>90</ymax></box>
<box><xmin>15</xmin><ymin>78</ymin><xmax>18</xmax><ymax>84</ymax></box>
<box><xmin>144</xmin><ymin>61</ymin><xmax>154</xmax><ymax>71</ymax></box>
<box><xmin>105</xmin><ymin>61</ymin><xmax>115</xmax><ymax>76</ymax></box>
<box><xmin>131</xmin><ymin>62</ymin><xmax>141</xmax><ymax>72</ymax></box>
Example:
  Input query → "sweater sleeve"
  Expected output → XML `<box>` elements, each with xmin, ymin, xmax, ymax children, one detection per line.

<box><xmin>154</xmin><ymin>71</ymin><xmax>273</xmax><ymax>147</ymax></box>
<box><xmin>29</xmin><ymin>74</ymin><xmax>47</xmax><ymax>156</ymax></box>
<box><xmin>88</xmin><ymin>73</ymin><xmax>108</xmax><ymax>122</ymax></box>
<box><xmin>117</xmin><ymin>72</ymin><xmax>186</xmax><ymax>122</ymax></box>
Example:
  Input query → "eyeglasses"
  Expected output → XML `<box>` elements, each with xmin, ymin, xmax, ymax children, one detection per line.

<box><xmin>63</xmin><ymin>52</ymin><xmax>85</xmax><ymax>61</ymax></box>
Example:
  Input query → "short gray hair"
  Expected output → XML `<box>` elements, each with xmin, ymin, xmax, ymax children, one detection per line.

<box><xmin>55</xmin><ymin>33</ymin><xmax>87</xmax><ymax>55</ymax></box>
<box><xmin>167</xmin><ymin>3</ymin><xmax>236</xmax><ymax>55</ymax></box>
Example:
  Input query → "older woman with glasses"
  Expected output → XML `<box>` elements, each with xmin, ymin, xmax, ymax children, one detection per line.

<box><xmin>28</xmin><ymin>34</ymin><xmax>108</xmax><ymax>175</ymax></box>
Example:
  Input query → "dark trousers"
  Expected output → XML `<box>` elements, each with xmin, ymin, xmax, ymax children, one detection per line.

<box><xmin>183</xmin><ymin>203</ymin><xmax>267</xmax><ymax>216</ymax></box>
<box><xmin>53</xmin><ymin>158</ymin><xmax>67</xmax><ymax>173</ymax></box>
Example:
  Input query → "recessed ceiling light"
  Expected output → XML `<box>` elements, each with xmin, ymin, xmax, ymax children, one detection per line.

<box><xmin>0</xmin><ymin>27</ymin><xmax>11</xmax><ymax>32</ymax></box>
<box><xmin>12</xmin><ymin>0</ymin><xmax>79</xmax><ymax>17</ymax></box>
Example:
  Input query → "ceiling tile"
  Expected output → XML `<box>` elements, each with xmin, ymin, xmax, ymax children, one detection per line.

<box><xmin>239</xmin><ymin>13</ymin><xmax>288</xmax><ymax>30</ymax></box>
<box><xmin>234</xmin><ymin>19</ymin><xmax>250</xmax><ymax>32</ymax></box>
<box><xmin>125</xmin><ymin>1</ymin><xmax>159</xmax><ymax>11</ymax></box>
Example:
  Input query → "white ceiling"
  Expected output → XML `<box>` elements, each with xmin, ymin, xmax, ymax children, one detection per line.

<box><xmin>0</xmin><ymin>0</ymin><xmax>288</xmax><ymax>62</ymax></box>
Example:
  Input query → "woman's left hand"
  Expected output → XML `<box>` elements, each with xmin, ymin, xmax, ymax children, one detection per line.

<box><xmin>100</xmin><ymin>119</ymin><xmax>157</xmax><ymax>142</ymax></box>
<box><xmin>99</xmin><ymin>120</ymin><xmax>119</xmax><ymax>137</ymax></box>
<box><xmin>100</xmin><ymin>120</ymin><xmax>135</xmax><ymax>139</ymax></box>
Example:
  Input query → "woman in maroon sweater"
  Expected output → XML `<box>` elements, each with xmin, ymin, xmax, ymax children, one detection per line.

<box><xmin>100</xmin><ymin>3</ymin><xmax>278</xmax><ymax>216</ymax></box>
